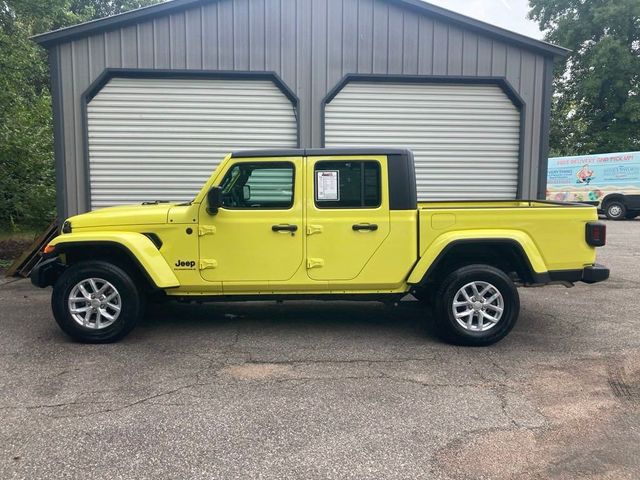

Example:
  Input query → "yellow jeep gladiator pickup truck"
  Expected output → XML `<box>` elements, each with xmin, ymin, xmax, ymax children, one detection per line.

<box><xmin>31</xmin><ymin>148</ymin><xmax>609</xmax><ymax>345</ymax></box>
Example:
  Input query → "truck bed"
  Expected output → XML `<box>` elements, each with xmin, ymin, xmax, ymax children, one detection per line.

<box><xmin>417</xmin><ymin>200</ymin><xmax>598</xmax><ymax>272</ymax></box>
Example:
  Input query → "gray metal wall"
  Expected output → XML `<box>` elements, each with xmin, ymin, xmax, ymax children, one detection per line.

<box><xmin>49</xmin><ymin>0</ymin><xmax>553</xmax><ymax>217</ymax></box>
<box><xmin>325</xmin><ymin>82</ymin><xmax>522</xmax><ymax>200</ymax></box>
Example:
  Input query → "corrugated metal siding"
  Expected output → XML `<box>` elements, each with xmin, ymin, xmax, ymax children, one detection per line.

<box><xmin>87</xmin><ymin>77</ymin><xmax>297</xmax><ymax>208</ymax></box>
<box><xmin>51</xmin><ymin>0</ymin><xmax>552</xmax><ymax>216</ymax></box>
<box><xmin>325</xmin><ymin>82</ymin><xmax>520</xmax><ymax>200</ymax></box>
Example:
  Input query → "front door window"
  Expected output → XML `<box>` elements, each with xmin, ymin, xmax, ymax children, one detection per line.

<box><xmin>220</xmin><ymin>162</ymin><xmax>294</xmax><ymax>209</ymax></box>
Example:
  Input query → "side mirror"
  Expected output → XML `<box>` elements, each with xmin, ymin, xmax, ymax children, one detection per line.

<box><xmin>207</xmin><ymin>186</ymin><xmax>222</xmax><ymax>215</ymax></box>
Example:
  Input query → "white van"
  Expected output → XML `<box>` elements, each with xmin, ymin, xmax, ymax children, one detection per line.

<box><xmin>546</xmin><ymin>151</ymin><xmax>640</xmax><ymax>220</ymax></box>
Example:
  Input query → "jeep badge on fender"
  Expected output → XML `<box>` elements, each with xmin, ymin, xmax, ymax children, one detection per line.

<box><xmin>175</xmin><ymin>260</ymin><xmax>196</xmax><ymax>269</ymax></box>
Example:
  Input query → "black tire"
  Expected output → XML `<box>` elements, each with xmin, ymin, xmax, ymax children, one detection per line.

<box><xmin>604</xmin><ymin>201</ymin><xmax>626</xmax><ymax>220</ymax></box>
<box><xmin>432</xmin><ymin>264</ymin><xmax>519</xmax><ymax>346</ymax></box>
<box><xmin>52</xmin><ymin>261</ymin><xmax>144</xmax><ymax>343</ymax></box>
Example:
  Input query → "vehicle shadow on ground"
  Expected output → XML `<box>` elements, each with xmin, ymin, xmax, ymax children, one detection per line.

<box><xmin>134</xmin><ymin>291</ymin><xmax>587</xmax><ymax>353</ymax></box>
<box><xmin>140</xmin><ymin>298</ymin><xmax>441</xmax><ymax>341</ymax></box>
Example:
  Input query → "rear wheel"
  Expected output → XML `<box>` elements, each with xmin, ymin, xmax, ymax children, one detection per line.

<box><xmin>605</xmin><ymin>201</ymin><xmax>626</xmax><ymax>220</ymax></box>
<box><xmin>433</xmin><ymin>264</ymin><xmax>519</xmax><ymax>346</ymax></box>
<box><xmin>52</xmin><ymin>261</ymin><xmax>143</xmax><ymax>343</ymax></box>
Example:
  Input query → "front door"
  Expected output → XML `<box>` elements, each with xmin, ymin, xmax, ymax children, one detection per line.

<box><xmin>305</xmin><ymin>156</ymin><xmax>390</xmax><ymax>281</ymax></box>
<box><xmin>198</xmin><ymin>157</ymin><xmax>304</xmax><ymax>287</ymax></box>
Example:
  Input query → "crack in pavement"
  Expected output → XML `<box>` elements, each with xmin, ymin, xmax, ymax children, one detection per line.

<box><xmin>0</xmin><ymin>355</ymin><xmax>226</xmax><ymax>418</ymax></box>
<box><xmin>242</xmin><ymin>357</ymin><xmax>438</xmax><ymax>365</ymax></box>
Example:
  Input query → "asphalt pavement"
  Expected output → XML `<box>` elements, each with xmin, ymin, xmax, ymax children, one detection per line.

<box><xmin>1</xmin><ymin>219</ymin><xmax>639</xmax><ymax>479</ymax></box>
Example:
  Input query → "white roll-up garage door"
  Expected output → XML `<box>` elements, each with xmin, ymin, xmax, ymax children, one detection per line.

<box><xmin>87</xmin><ymin>77</ymin><xmax>298</xmax><ymax>209</ymax></box>
<box><xmin>325</xmin><ymin>82</ymin><xmax>521</xmax><ymax>200</ymax></box>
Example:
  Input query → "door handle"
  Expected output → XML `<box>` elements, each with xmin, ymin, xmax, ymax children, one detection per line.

<box><xmin>272</xmin><ymin>224</ymin><xmax>298</xmax><ymax>232</ymax></box>
<box><xmin>352</xmin><ymin>223</ymin><xmax>378</xmax><ymax>231</ymax></box>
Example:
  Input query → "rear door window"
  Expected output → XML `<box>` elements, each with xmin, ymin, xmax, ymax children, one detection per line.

<box><xmin>314</xmin><ymin>161</ymin><xmax>381</xmax><ymax>208</ymax></box>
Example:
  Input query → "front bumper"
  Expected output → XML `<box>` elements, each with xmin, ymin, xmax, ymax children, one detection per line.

<box><xmin>30</xmin><ymin>256</ymin><xmax>66</xmax><ymax>288</ymax></box>
<box><xmin>547</xmin><ymin>263</ymin><xmax>610</xmax><ymax>285</ymax></box>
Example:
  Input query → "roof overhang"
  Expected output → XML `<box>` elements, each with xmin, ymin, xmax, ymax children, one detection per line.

<box><xmin>33</xmin><ymin>0</ymin><xmax>204</xmax><ymax>48</ymax></box>
<box><xmin>32</xmin><ymin>0</ymin><xmax>569</xmax><ymax>58</ymax></box>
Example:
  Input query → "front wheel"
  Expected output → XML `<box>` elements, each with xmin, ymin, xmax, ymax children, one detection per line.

<box><xmin>52</xmin><ymin>261</ymin><xmax>144</xmax><ymax>343</ymax></box>
<box><xmin>605</xmin><ymin>201</ymin><xmax>626</xmax><ymax>220</ymax></box>
<box><xmin>433</xmin><ymin>265</ymin><xmax>520</xmax><ymax>346</ymax></box>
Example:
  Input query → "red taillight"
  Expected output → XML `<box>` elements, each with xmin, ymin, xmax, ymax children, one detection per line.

<box><xmin>586</xmin><ymin>222</ymin><xmax>606</xmax><ymax>247</ymax></box>
<box><xmin>43</xmin><ymin>244</ymin><xmax>56</xmax><ymax>254</ymax></box>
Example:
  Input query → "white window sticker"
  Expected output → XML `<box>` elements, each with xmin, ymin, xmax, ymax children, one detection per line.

<box><xmin>316</xmin><ymin>170</ymin><xmax>340</xmax><ymax>201</ymax></box>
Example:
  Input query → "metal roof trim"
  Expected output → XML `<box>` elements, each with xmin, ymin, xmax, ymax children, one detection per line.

<box><xmin>32</xmin><ymin>0</ymin><xmax>568</xmax><ymax>58</ymax></box>
<box><xmin>32</xmin><ymin>0</ymin><xmax>204</xmax><ymax>47</ymax></box>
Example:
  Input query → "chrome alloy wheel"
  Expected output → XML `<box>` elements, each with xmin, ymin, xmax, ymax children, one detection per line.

<box><xmin>68</xmin><ymin>278</ymin><xmax>121</xmax><ymax>329</ymax></box>
<box><xmin>452</xmin><ymin>281</ymin><xmax>504</xmax><ymax>332</ymax></box>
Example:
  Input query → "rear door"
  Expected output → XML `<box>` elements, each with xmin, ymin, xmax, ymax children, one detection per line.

<box><xmin>305</xmin><ymin>156</ymin><xmax>390</xmax><ymax>281</ymax></box>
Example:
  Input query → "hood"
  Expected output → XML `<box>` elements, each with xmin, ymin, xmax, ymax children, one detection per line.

<box><xmin>66</xmin><ymin>203</ymin><xmax>177</xmax><ymax>229</ymax></box>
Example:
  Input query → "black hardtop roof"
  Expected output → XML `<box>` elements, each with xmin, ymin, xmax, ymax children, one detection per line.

<box><xmin>231</xmin><ymin>148</ymin><xmax>412</xmax><ymax>158</ymax></box>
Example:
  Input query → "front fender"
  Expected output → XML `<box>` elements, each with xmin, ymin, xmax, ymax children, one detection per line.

<box><xmin>48</xmin><ymin>232</ymin><xmax>180</xmax><ymax>289</ymax></box>
<box><xmin>406</xmin><ymin>229</ymin><xmax>548</xmax><ymax>284</ymax></box>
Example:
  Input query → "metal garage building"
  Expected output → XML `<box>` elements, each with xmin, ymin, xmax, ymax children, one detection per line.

<box><xmin>34</xmin><ymin>0</ymin><xmax>567</xmax><ymax>217</ymax></box>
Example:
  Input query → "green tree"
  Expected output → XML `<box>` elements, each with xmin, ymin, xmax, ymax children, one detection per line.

<box><xmin>0</xmin><ymin>0</ymin><xmax>161</xmax><ymax>231</ymax></box>
<box><xmin>1</xmin><ymin>2</ymin><xmax>54</xmax><ymax>230</ymax></box>
<box><xmin>529</xmin><ymin>0</ymin><xmax>640</xmax><ymax>156</ymax></box>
